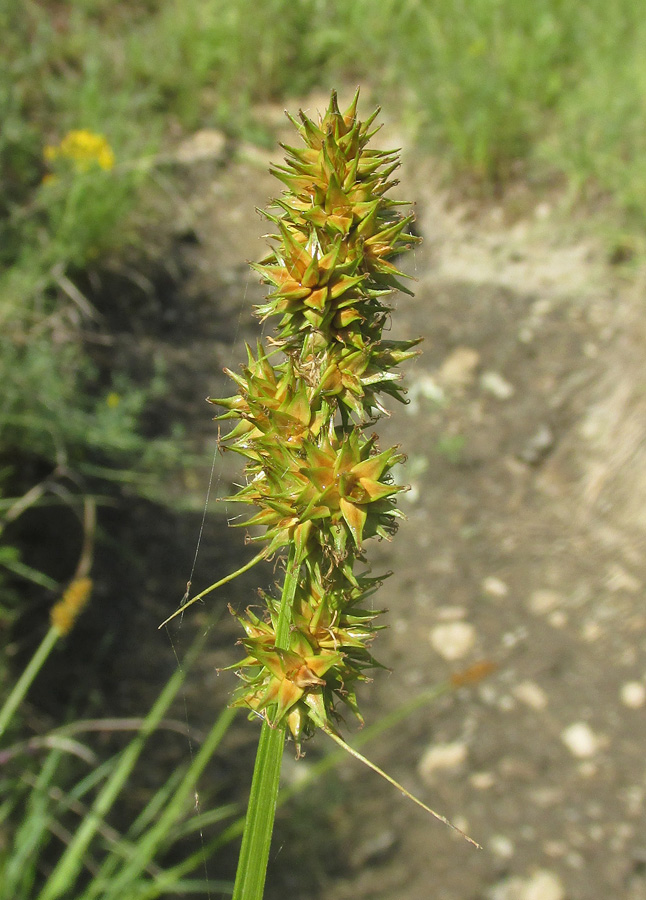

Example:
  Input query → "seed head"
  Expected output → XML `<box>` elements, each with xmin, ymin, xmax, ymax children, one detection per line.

<box><xmin>211</xmin><ymin>91</ymin><xmax>420</xmax><ymax>751</ymax></box>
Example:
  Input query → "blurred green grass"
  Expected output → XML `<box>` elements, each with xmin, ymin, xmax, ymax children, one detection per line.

<box><xmin>5</xmin><ymin>0</ymin><xmax>646</xmax><ymax>216</ymax></box>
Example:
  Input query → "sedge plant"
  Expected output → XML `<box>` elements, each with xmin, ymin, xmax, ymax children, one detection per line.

<box><xmin>162</xmin><ymin>90</ymin><xmax>479</xmax><ymax>898</ymax></box>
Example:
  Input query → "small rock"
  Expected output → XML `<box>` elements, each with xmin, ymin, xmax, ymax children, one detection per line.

<box><xmin>175</xmin><ymin>128</ymin><xmax>226</xmax><ymax>163</ymax></box>
<box><xmin>430</xmin><ymin>621</ymin><xmax>476</xmax><ymax>659</ymax></box>
<box><xmin>606</xmin><ymin>563</ymin><xmax>642</xmax><ymax>593</ymax></box>
<box><xmin>620</xmin><ymin>681</ymin><xmax>646</xmax><ymax>708</ymax></box>
<box><xmin>548</xmin><ymin>610</ymin><xmax>567</xmax><ymax>628</ymax></box>
<box><xmin>482</xmin><ymin>576</ymin><xmax>509</xmax><ymax>598</ymax></box>
<box><xmin>522</xmin><ymin>869</ymin><xmax>565</xmax><ymax>900</ymax></box>
<box><xmin>513</xmin><ymin>680</ymin><xmax>548</xmax><ymax>710</ymax></box>
<box><xmin>490</xmin><ymin>834</ymin><xmax>515</xmax><ymax>859</ymax></box>
<box><xmin>418</xmin><ymin>742</ymin><xmax>467</xmax><ymax>785</ymax></box>
<box><xmin>498</xmin><ymin>694</ymin><xmax>516</xmax><ymax>712</ymax></box>
<box><xmin>561</xmin><ymin>722</ymin><xmax>599</xmax><ymax>758</ymax></box>
<box><xmin>470</xmin><ymin>771</ymin><xmax>495</xmax><ymax>790</ymax></box>
<box><xmin>518</xmin><ymin>424</ymin><xmax>555</xmax><ymax>465</ymax></box>
<box><xmin>529</xmin><ymin>589</ymin><xmax>561</xmax><ymax>615</ymax></box>
<box><xmin>582</xmin><ymin>619</ymin><xmax>602</xmax><ymax>642</ymax></box>
<box><xmin>438</xmin><ymin>346</ymin><xmax>480</xmax><ymax>389</ymax></box>
<box><xmin>480</xmin><ymin>371</ymin><xmax>515</xmax><ymax>400</ymax></box>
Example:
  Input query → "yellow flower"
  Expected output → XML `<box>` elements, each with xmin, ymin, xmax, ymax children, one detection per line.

<box><xmin>43</xmin><ymin>129</ymin><xmax>115</xmax><ymax>173</ymax></box>
<box><xmin>106</xmin><ymin>391</ymin><xmax>121</xmax><ymax>409</ymax></box>
<box><xmin>50</xmin><ymin>577</ymin><xmax>93</xmax><ymax>636</ymax></box>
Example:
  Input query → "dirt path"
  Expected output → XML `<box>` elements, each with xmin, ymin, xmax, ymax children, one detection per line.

<box><xmin>113</xmin><ymin>91</ymin><xmax>646</xmax><ymax>900</ymax></box>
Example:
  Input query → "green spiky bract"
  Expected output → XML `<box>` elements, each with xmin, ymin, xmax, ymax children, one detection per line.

<box><xmin>207</xmin><ymin>90</ymin><xmax>420</xmax><ymax>899</ymax></box>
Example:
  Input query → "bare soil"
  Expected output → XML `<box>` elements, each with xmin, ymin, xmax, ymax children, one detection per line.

<box><xmin>86</xmin><ymin>90</ymin><xmax>646</xmax><ymax>899</ymax></box>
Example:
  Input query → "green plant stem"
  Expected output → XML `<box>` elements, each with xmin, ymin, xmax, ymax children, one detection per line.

<box><xmin>89</xmin><ymin>705</ymin><xmax>237</xmax><ymax>900</ymax></box>
<box><xmin>231</xmin><ymin>545</ymin><xmax>301</xmax><ymax>900</ymax></box>
<box><xmin>159</xmin><ymin>549</ymin><xmax>269</xmax><ymax>628</ymax></box>
<box><xmin>36</xmin><ymin>623</ymin><xmax>212</xmax><ymax>900</ymax></box>
<box><xmin>135</xmin><ymin>671</ymin><xmax>482</xmax><ymax>897</ymax></box>
<box><xmin>0</xmin><ymin>625</ymin><xmax>59</xmax><ymax>741</ymax></box>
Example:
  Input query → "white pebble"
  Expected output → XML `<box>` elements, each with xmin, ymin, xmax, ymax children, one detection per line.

<box><xmin>480</xmin><ymin>370</ymin><xmax>515</xmax><ymax>400</ymax></box>
<box><xmin>582</xmin><ymin>620</ymin><xmax>602</xmax><ymax>642</ymax></box>
<box><xmin>490</xmin><ymin>834</ymin><xmax>515</xmax><ymax>859</ymax></box>
<box><xmin>418</xmin><ymin>742</ymin><xmax>467</xmax><ymax>785</ymax></box>
<box><xmin>483</xmin><ymin>576</ymin><xmax>509</xmax><ymax>598</ymax></box>
<box><xmin>470</xmin><ymin>771</ymin><xmax>495</xmax><ymax>790</ymax></box>
<box><xmin>438</xmin><ymin>346</ymin><xmax>480</xmax><ymax>388</ymax></box>
<box><xmin>529</xmin><ymin>589</ymin><xmax>561</xmax><ymax>615</ymax></box>
<box><xmin>522</xmin><ymin>869</ymin><xmax>565</xmax><ymax>900</ymax></box>
<box><xmin>606</xmin><ymin>563</ymin><xmax>641</xmax><ymax>593</ymax></box>
<box><xmin>548</xmin><ymin>610</ymin><xmax>567</xmax><ymax>628</ymax></box>
<box><xmin>561</xmin><ymin>722</ymin><xmax>599</xmax><ymax>758</ymax></box>
<box><xmin>175</xmin><ymin>128</ymin><xmax>226</xmax><ymax>163</ymax></box>
<box><xmin>620</xmin><ymin>681</ymin><xmax>646</xmax><ymax>708</ymax></box>
<box><xmin>430</xmin><ymin>621</ymin><xmax>476</xmax><ymax>660</ymax></box>
<box><xmin>513</xmin><ymin>680</ymin><xmax>548</xmax><ymax>710</ymax></box>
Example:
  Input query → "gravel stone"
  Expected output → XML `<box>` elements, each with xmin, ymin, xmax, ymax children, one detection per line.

<box><xmin>490</xmin><ymin>834</ymin><xmax>515</xmax><ymax>859</ymax></box>
<box><xmin>519</xmin><ymin>424</ymin><xmax>555</xmax><ymax>465</ymax></box>
<box><xmin>470</xmin><ymin>771</ymin><xmax>495</xmax><ymax>789</ymax></box>
<box><xmin>175</xmin><ymin>128</ymin><xmax>226</xmax><ymax>163</ymax></box>
<box><xmin>480</xmin><ymin>370</ymin><xmax>515</xmax><ymax>399</ymax></box>
<box><xmin>430</xmin><ymin>621</ymin><xmax>476</xmax><ymax>659</ymax></box>
<box><xmin>522</xmin><ymin>869</ymin><xmax>565</xmax><ymax>900</ymax></box>
<box><xmin>513</xmin><ymin>680</ymin><xmax>549</xmax><ymax>710</ymax></box>
<box><xmin>482</xmin><ymin>576</ymin><xmax>510</xmax><ymax>598</ymax></box>
<box><xmin>620</xmin><ymin>681</ymin><xmax>646</xmax><ymax>708</ymax></box>
<box><xmin>529</xmin><ymin>589</ymin><xmax>562</xmax><ymax>614</ymax></box>
<box><xmin>418</xmin><ymin>741</ymin><xmax>467</xmax><ymax>785</ymax></box>
<box><xmin>561</xmin><ymin>722</ymin><xmax>599</xmax><ymax>758</ymax></box>
<box><xmin>438</xmin><ymin>346</ymin><xmax>480</xmax><ymax>388</ymax></box>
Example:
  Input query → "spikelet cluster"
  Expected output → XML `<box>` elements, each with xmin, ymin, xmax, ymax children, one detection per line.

<box><xmin>212</xmin><ymin>91</ymin><xmax>420</xmax><ymax>751</ymax></box>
